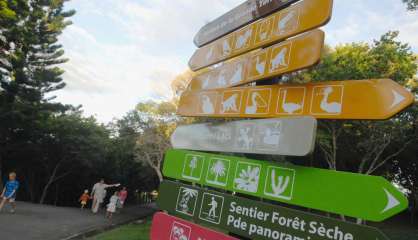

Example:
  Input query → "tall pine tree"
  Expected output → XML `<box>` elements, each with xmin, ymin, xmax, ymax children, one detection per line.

<box><xmin>403</xmin><ymin>0</ymin><xmax>418</xmax><ymax>10</ymax></box>
<box><xmin>0</xmin><ymin>0</ymin><xmax>75</xmax><ymax>187</ymax></box>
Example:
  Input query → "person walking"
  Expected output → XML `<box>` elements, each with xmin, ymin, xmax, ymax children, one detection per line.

<box><xmin>91</xmin><ymin>179</ymin><xmax>120</xmax><ymax>214</ymax></box>
<box><xmin>106</xmin><ymin>191</ymin><xmax>119</xmax><ymax>220</ymax></box>
<box><xmin>0</xmin><ymin>172</ymin><xmax>20</xmax><ymax>213</ymax></box>
<box><xmin>118</xmin><ymin>187</ymin><xmax>128</xmax><ymax>209</ymax></box>
<box><xmin>79</xmin><ymin>190</ymin><xmax>91</xmax><ymax>209</ymax></box>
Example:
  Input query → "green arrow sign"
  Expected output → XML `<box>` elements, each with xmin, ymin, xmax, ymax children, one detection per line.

<box><xmin>158</xmin><ymin>181</ymin><xmax>390</xmax><ymax>240</ymax></box>
<box><xmin>163</xmin><ymin>149</ymin><xmax>408</xmax><ymax>222</ymax></box>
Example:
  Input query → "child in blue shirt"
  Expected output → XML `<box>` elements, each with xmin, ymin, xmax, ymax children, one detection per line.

<box><xmin>0</xmin><ymin>172</ymin><xmax>19</xmax><ymax>213</ymax></box>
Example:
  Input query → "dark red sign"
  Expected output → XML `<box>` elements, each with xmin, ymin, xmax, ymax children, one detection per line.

<box><xmin>151</xmin><ymin>212</ymin><xmax>238</xmax><ymax>240</ymax></box>
<box><xmin>193</xmin><ymin>0</ymin><xmax>299</xmax><ymax>47</ymax></box>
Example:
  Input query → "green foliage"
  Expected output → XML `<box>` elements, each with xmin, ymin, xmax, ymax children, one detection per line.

<box><xmin>134</xmin><ymin>100</ymin><xmax>180</xmax><ymax>182</ymax></box>
<box><xmin>403</xmin><ymin>0</ymin><xmax>418</xmax><ymax>10</ymax></box>
<box><xmin>308</xmin><ymin>31</ymin><xmax>417</xmax><ymax>84</ymax></box>
<box><xmin>305</xmin><ymin>31</ymin><xmax>417</xmax><ymax>178</ymax></box>
<box><xmin>0</xmin><ymin>1</ymin><xmax>16</xmax><ymax>21</ymax></box>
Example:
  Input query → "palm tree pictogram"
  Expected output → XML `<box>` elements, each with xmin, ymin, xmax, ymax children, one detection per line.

<box><xmin>211</xmin><ymin>160</ymin><xmax>227</xmax><ymax>184</ymax></box>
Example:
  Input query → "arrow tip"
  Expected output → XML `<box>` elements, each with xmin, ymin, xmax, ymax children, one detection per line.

<box><xmin>390</xmin><ymin>90</ymin><xmax>405</xmax><ymax>108</ymax></box>
<box><xmin>381</xmin><ymin>188</ymin><xmax>400</xmax><ymax>213</ymax></box>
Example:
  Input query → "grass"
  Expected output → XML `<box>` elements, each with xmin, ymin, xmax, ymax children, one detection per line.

<box><xmin>385</xmin><ymin>228</ymin><xmax>418</xmax><ymax>240</ymax></box>
<box><xmin>89</xmin><ymin>221</ymin><xmax>151</xmax><ymax>240</ymax></box>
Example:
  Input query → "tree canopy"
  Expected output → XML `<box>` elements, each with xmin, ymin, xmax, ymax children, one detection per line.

<box><xmin>403</xmin><ymin>0</ymin><xmax>418</xmax><ymax>10</ymax></box>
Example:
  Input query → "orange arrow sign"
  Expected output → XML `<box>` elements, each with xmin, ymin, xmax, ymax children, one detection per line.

<box><xmin>178</xmin><ymin>79</ymin><xmax>414</xmax><ymax>120</ymax></box>
<box><xmin>190</xmin><ymin>30</ymin><xmax>324</xmax><ymax>91</ymax></box>
<box><xmin>189</xmin><ymin>0</ymin><xmax>333</xmax><ymax>71</ymax></box>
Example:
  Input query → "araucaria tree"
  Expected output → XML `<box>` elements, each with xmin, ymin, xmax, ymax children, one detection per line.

<box><xmin>403</xmin><ymin>0</ymin><xmax>418</xmax><ymax>10</ymax></box>
<box><xmin>0</xmin><ymin>0</ymin><xmax>75</xmax><ymax>203</ymax></box>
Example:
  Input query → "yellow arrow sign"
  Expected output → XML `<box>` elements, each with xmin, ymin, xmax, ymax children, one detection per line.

<box><xmin>189</xmin><ymin>0</ymin><xmax>333</xmax><ymax>71</ymax></box>
<box><xmin>178</xmin><ymin>79</ymin><xmax>414</xmax><ymax>120</ymax></box>
<box><xmin>190</xmin><ymin>30</ymin><xmax>324</xmax><ymax>91</ymax></box>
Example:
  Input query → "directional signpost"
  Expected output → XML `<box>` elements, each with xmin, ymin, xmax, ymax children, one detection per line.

<box><xmin>171</xmin><ymin>117</ymin><xmax>317</xmax><ymax>156</ymax></box>
<box><xmin>151</xmin><ymin>212</ymin><xmax>238</xmax><ymax>240</ymax></box>
<box><xmin>189</xmin><ymin>0</ymin><xmax>333</xmax><ymax>70</ymax></box>
<box><xmin>193</xmin><ymin>0</ymin><xmax>300</xmax><ymax>47</ymax></box>
<box><xmin>178</xmin><ymin>79</ymin><xmax>415</xmax><ymax>120</ymax></box>
<box><xmin>190</xmin><ymin>30</ymin><xmax>324</xmax><ymax>90</ymax></box>
<box><xmin>158</xmin><ymin>181</ymin><xmax>390</xmax><ymax>240</ymax></box>
<box><xmin>163</xmin><ymin>149</ymin><xmax>408</xmax><ymax>222</ymax></box>
<box><xmin>152</xmin><ymin>0</ymin><xmax>414</xmax><ymax>238</ymax></box>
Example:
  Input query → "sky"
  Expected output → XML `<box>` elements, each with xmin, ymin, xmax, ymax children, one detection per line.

<box><xmin>56</xmin><ymin>0</ymin><xmax>418</xmax><ymax>123</ymax></box>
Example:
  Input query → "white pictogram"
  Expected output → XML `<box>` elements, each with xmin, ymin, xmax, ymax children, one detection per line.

<box><xmin>319</xmin><ymin>87</ymin><xmax>342</xmax><ymax>114</ymax></box>
<box><xmin>199</xmin><ymin>193</ymin><xmax>224</xmax><ymax>224</ymax></box>
<box><xmin>206</xmin><ymin>158</ymin><xmax>230</xmax><ymax>186</ymax></box>
<box><xmin>237</xmin><ymin>127</ymin><xmax>253</xmax><ymax>150</ymax></box>
<box><xmin>222</xmin><ymin>94</ymin><xmax>239</xmax><ymax>113</ymax></box>
<box><xmin>210</xmin><ymin>126</ymin><xmax>232</xmax><ymax>144</ymax></box>
<box><xmin>264</xmin><ymin>167</ymin><xmax>295</xmax><ymax>200</ymax></box>
<box><xmin>281</xmin><ymin>89</ymin><xmax>302</xmax><ymax>114</ymax></box>
<box><xmin>205</xmin><ymin>47</ymin><xmax>214</xmax><ymax>62</ymax></box>
<box><xmin>201</xmin><ymin>94</ymin><xmax>215</xmax><ymax>114</ymax></box>
<box><xmin>270</xmin><ymin>47</ymin><xmax>289</xmax><ymax>72</ymax></box>
<box><xmin>382</xmin><ymin>188</ymin><xmax>401</xmax><ymax>213</ymax></box>
<box><xmin>262</xmin><ymin>122</ymin><xmax>281</xmax><ymax>145</ymax></box>
<box><xmin>230</xmin><ymin>63</ymin><xmax>243</xmax><ymax>85</ymax></box>
<box><xmin>223</xmin><ymin>39</ymin><xmax>231</xmax><ymax>56</ymax></box>
<box><xmin>234</xmin><ymin>162</ymin><xmax>261</xmax><ymax>193</ymax></box>
<box><xmin>176</xmin><ymin>187</ymin><xmax>199</xmax><ymax>216</ymax></box>
<box><xmin>245</xmin><ymin>92</ymin><xmax>268</xmax><ymax>114</ymax></box>
<box><xmin>208</xmin><ymin>197</ymin><xmax>218</xmax><ymax>218</ymax></box>
<box><xmin>256</xmin><ymin>56</ymin><xmax>266</xmax><ymax>75</ymax></box>
<box><xmin>170</xmin><ymin>222</ymin><xmax>191</xmax><ymax>240</ymax></box>
<box><xmin>236</xmin><ymin>29</ymin><xmax>252</xmax><ymax>49</ymax></box>
<box><xmin>258</xmin><ymin>19</ymin><xmax>270</xmax><ymax>41</ymax></box>
<box><xmin>201</xmin><ymin>75</ymin><xmax>210</xmax><ymax>89</ymax></box>
<box><xmin>217</xmin><ymin>70</ymin><xmax>227</xmax><ymax>87</ymax></box>
<box><xmin>278</xmin><ymin>10</ymin><xmax>296</xmax><ymax>34</ymax></box>
<box><xmin>391</xmin><ymin>90</ymin><xmax>405</xmax><ymax>108</ymax></box>
<box><xmin>182</xmin><ymin>154</ymin><xmax>204</xmax><ymax>181</ymax></box>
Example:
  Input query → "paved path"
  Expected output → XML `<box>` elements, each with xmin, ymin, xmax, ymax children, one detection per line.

<box><xmin>0</xmin><ymin>201</ymin><xmax>156</xmax><ymax>240</ymax></box>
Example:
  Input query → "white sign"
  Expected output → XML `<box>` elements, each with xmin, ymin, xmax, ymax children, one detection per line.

<box><xmin>171</xmin><ymin>117</ymin><xmax>317</xmax><ymax>156</ymax></box>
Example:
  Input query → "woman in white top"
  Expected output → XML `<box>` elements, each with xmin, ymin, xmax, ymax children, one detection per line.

<box><xmin>91</xmin><ymin>179</ymin><xmax>120</xmax><ymax>213</ymax></box>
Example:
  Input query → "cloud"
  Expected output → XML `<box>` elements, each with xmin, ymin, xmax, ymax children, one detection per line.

<box><xmin>324</xmin><ymin>0</ymin><xmax>418</xmax><ymax>50</ymax></box>
<box><xmin>56</xmin><ymin>0</ymin><xmax>418</xmax><ymax>123</ymax></box>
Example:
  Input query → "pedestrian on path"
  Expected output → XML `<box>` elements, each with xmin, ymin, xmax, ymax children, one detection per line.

<box><xmin>79</xmin><ymin>190</ymin><xmax>91</xmax><ymax>209</ymax></box>
<box><xmin>106</xmin><ymin>191</ymin><xmax>119</xmax><ymax>220</ymax></box>
<box><xmin>118</xmin><ymin>187</ymin><xmax>128</xmax><ymax>209</ymax></box>
<box><xmin>0</xmin><ymin>172</ymin><xmax>19</xmax><ymax>213</ymax></box>
<box><xmin>91</xmin><ymin>179</ymin><xmax>120</xmax><ymax>214</ymax></box>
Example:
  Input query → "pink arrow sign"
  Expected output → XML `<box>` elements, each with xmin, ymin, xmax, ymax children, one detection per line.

<box><xmin>151</xmin><ymin>212</ymin><xmax>238</xmax><ymax>240</ymax></box>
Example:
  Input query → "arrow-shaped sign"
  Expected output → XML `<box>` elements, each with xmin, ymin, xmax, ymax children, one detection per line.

<box><xmin>178</xmin><ymin>79</ymin><xmax>415</xmax><ymax>120</ymax></box>
<box><xmin>163</xmin><ymin>149</ymin><xmax>409</xmax><ymax>221</ymax></box>
<box><xmin>171</xmin><ymin>117</ymin><xmax>317</xmax><ymax>156</ymax></box>
<box><xmin>190</xmin><ymin>30</ymin><xmax>324</xmax><ymax>90</ymax></box>
<box><xmin>151</xmin><ymin>212</ymin><xmax>238</xmax><ymax>240</ymax></box>
<box><xmin>193</xmin><ymin>0</ymin><xmax>300</xmax><ymax>47</ymax></box>
<box><xmin>190</xmin><ymin>0</ymin><xmax>333</xmax><ymax>71</ymax></box>
<box><xmin>158</xmin><ymin>181</ymin><xmax>391</xmax><ymax>240</ymax></box>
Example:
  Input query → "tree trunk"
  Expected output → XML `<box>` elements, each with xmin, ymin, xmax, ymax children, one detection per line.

<box><xmin>40</xmin><ymin>161</ymin><xmax>60</xmax><ymax>204</ymax></box>
<box><xmin>153</xmin><ymin>166</ymin><xmax>163</xmax><ymax>183</ymax></box>
<box><xmin>40</xmin><ymin>178</ymin><xmax>55</xmax><ymax>204</ymax></box>
<box><xmin>54</xmin><ymin>183</ymin><xmax>59</xmax><ymax>206</ymax></box>
<box><xmin>0</xmin><ymin>154</ymin><xmax>3</xmax><ymax>188</ymax></box>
